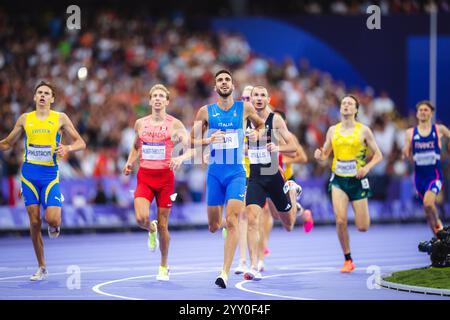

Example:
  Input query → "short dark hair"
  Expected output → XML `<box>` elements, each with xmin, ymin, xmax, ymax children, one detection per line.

<box><xmin>341</xmin><ymin>94</ymin><xmax>359</xmax><ymax>110</ymax></box>
<box><xmin>215</xmin><ymin>69</ymin><xmax>232</xmax><ymax>79</ymax></box>
<box><xmin>34</xmin><ymin>81</ymin><xmax>56</xmax><ymax>98</ymax></box>
<box><xmin>341</xmin><ymin>94</ymin><xmax>360</xmax><ymax>119</ymax></box>
<box><xmin>416</xmin><ymin>100</ymin><xmax>434</xmax><ymax>112</ymax></box>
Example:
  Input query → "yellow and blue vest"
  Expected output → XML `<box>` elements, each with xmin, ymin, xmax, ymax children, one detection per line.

<box><xmin>23</xmin><ymin>110</ymin><xmax>61</xmax><ymax>167</ymax></box>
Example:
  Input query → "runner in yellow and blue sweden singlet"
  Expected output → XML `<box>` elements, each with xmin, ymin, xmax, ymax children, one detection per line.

<box><xmin>21</xmin><ymin>110</ymin><xmax>63</xmax><ymax>208</ymax></box>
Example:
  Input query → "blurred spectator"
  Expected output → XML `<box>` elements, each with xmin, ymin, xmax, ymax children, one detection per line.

<box><xmin>372</xmin><ymin>91</ymin><xmax>395</xmax><ymax>116</ymax></box>
<box><xmin>73</xmin><ymin>190</ymin><xmax>88</xmax><ymax>208</ymax></box>
<box><xmin>330</xmin><ymin>0</ymin><xmax>349</xmax><ymax>14</ymax></box>
<box><xmin>3</xmin><ymin>149</ymin><xmax>20</xmax><ymax>206</ymax></box>
<box><xmin>110</xmin><ymin>186</ymin><xmax>119</xmax><ymax>205</ymax></box>
<box><xmin>93</xmin><ymin>181</ymin><xmax>108</xmax><ymax>204</ymax></box>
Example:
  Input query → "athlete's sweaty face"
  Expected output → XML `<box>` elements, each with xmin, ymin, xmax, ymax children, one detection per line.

<box><xmin>251</xmin><ymin>87</ymin><xmax>269</xmax><ymax>111</ymax></box>
<box><xmin>340</xmin><ymin>97</ymin><xmax>358</xmax><ymax>118</ymax></box>
<box><xmin>215</xmin><ymin>73</ymin><xmax>234</xmax><ymax>98</ymax></box>
<box><xmin>416</xmin><ymin>104</ymin><xmax>433</xmax><ymax>122</ymax></box>
<box><xmin>149</xmin><ymin>89</ymin><xmax>169</xmax><ymax>111</ymax></box>
<box><xmin>33</xmin><ymin>85</ymin><xmax>55</xmax><ymax>108</ymax></box>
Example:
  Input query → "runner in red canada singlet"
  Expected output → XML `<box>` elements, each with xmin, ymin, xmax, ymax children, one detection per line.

<box><xmin>123</xmin><ymin>84</ymin><xmax>193</xmax><ymax>281</ymax></box>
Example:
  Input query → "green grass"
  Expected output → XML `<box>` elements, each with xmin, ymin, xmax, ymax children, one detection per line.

<box><xmin>384</xmin><ymin>267</ymin><xmax>450</xmax><ymax>290</ymax></box>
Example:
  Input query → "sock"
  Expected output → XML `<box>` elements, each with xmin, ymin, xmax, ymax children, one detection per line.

<box><xmin>344</xmin><ymin>253</ymin><xmax>352</xmax><ymax>261</ymax></box>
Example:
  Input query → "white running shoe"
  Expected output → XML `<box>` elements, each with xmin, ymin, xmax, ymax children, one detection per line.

<box><xmin>234</xmin><ymin>261</ymin><xmax>248</xmax><ymax>275</ymax></box>
<box><xmin>148</xmin><ymin>220</ymin><xmax>159</xmax><ymax>252</ymax></box>
<box><xmin>283</xmin><ymin>180</ymin><xmax>302</xmax><ymax>197</ymax></box>
<box><xmin>257</xmin><ymin>260</ymin><xmax>265</xmax><ymax>272</ymax></box>
<box><xmin>244</xmin><ymin>268</ymin><xmax>262</xmax><ymax>281</ymax></box>
<box><xmin>48</xmin><ymin>226</ymin><xmax>60</xmax><ymax>239</ymax></box>
<box><xmin>156</xmin><ymin>265</ymin><xmax>169</xmax><ymax>281</ymax></box>
<box><xmin>30</xmin><ymin>267</ymin><xmax>48</xmax><ymax>281</ymax></box>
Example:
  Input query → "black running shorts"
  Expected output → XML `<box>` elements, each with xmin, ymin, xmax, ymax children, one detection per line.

<box><xmin>245</xmin><ymin>170</ymin><xmax>292</xmax><ymax>212</ymax></box>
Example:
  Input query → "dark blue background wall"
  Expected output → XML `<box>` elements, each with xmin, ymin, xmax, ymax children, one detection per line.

<box><xmin>213</xmin><ymin>15</ymin><xmax>450</xmax><ymax>123</ymax></box>
<box><xmin>407</xmin><ymin>36</ymin><xmax>450</xmax><ymax>122</ymax></box>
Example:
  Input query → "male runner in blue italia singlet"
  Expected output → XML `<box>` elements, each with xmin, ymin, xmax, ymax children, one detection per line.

<box><xmin>402</xmin><ymin>101</ymin><xmax>450</xmax><ymax>235</ymax></box>
<box><xmin>0</xmin><ymin>81</ymin><xmax>86</xmax><ymax>281</ymax></box>
<box><xmin>190</xmin><ymin>70</ymin><xmax>265</xmax><ymax>288</ymax></box>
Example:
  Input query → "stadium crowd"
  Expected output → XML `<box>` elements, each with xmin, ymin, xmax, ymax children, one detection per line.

<box><xmin>248</xmin><ymin>0</ymin><xmax>450</xmax><ymax>15</ymax></box>
<box><xmin>0</xmin><ymin>4</ymin><xmax>448</xmax><ymax>206</ymax></box>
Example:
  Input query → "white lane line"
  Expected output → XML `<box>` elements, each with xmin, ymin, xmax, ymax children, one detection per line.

<box><xmin>92</xmin><ymin>270</ymin><xmax>215</xmax><ymax>300</ymax></box>
<box><xmin>235</xmin><ymin>268</ymin><xmax>337</xmax><ymax>300</ymax></box>
<box><xmin>0</xmin><ymin>268</ymin><xmax>126</xmax><ymax>281</ymax></box>
<box><xmin>235</xmin><ymin>264</ymin><xmax>427</xmax><ymax>300</ymax></box>
<box><xmin>0</xmin><ymin>266</ymin><xmax>166</xmax><ymax>281</ymax></box>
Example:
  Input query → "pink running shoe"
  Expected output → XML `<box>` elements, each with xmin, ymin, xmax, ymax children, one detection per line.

<box><xmin>303</xmin><ymin>209</ymin><xmax>314</xmax><ymax>233</ymax></box>
<box><xmin>263</xmin><ymin>247</ymin><xmax>270</xmax><ymax>257</ymax></box>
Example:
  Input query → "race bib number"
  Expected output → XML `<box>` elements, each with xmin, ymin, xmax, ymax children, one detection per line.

<box><xmin>414</xmin><ymin>151</ymin><xmax>439</xmax><ymax>166</ymax></box>
<box><xmin>335</xmin><ymin>160</ymin><xmax>357</xmax><ymax>176</ymax></box>
<box><xmin>361</xmin><ymin>178</ymin><xmax>370</xmax><ymax>189</ymax></box>
<box><xmin>27</xmin><ymin>144</ymin><xmax>52</xmax><ymax>162</ymax></box>
<box><xmin>142</xmin><ymin>142</ymin><xmax>166</xmax><ymax>160</ymax></box>
<box><xmin>248</xmin><ymin>147</ymin><xmax>271</xmax><ymax>164</ymax></box>
<box><xmin>212</xmin><ymin>132</ymin><xmax>239</xmax><ymax>150</ymax></box>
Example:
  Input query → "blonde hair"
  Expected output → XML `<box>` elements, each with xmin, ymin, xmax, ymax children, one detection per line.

<box><xmin>251</xmin><ymin>85</ymin><xmax>268</xmax><ymax>96</ymax></box>
<box><xmin>149</xmin><ymin>84</ymin><xmax>170</xmax><ymax>100</ymax></box>
<box><xmin>243</xmin><ymin>85</ymin><xmax>254</xmax><ymax>92</ymax></box>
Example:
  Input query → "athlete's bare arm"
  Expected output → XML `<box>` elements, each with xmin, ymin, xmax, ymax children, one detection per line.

<box><xmin>356</xmin><ymin>126</ymin><xmax>383</xmax><ymax>179</ymax></box>
<box><xmin>190</xmin><ymin>105</ymin><xmax>224</xmax><ymax>147</ymax></box>
<box><xmin>438</xmin><ymin>124</ymin><xmax>450</xmax><ymax>140</ymax></box>
<box><xmin>244</xmin><ymin>102</ymin><xmax>265</xmax><ymax>142</ymax></box>
<box><xmin>56</xmin><ymin>113</ymin><xmax>86</xmax><ymax>157</ymax></box>
<box><xmin>314</xmin><ymin>126</ymin><xmax>335</xmax><ymax>161</ymax></box>
<box><xmin>123</xmin><ymin>119</ymin><xmax>142</xmax><ymax>175</ymax></box>
<box><xmin>268</xmin><ymin>113</ymin><xmax>297</xmax><ymax>154</ymax></box>
<box><xmin>282</xmin><ymin>135</ymin><xmax>308</xmax><ymax>164</ymax></box>
<box><xmin>402</xmin><ymin>128</ymin><xmax>414</xmax><ymax>160</ymax></box>
<box><xmin>170</xmin><ymin>119</ymin><xmax>196</xmax><ymax>170</ymax></box>
<box><xmin>436</xmin><ymin>124</ymin><xmax>450</xmax><ymax>153</ymax></box>
<box><xmin>0</xmin><ymin>114</ymin><xmax>26</xmax><ymax>151</ymax></box>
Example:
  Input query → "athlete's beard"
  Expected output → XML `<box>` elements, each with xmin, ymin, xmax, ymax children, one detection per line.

<box><xmin>218</xmin><ymin>88</ymin><xmax>233</xmax><ymax>98</ymax></box>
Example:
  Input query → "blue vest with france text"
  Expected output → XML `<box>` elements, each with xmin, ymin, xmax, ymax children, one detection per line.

<box><xmin>411</xmin><ymin>124</ymin><xmax>441</xmax><ymax>176</ymax></box>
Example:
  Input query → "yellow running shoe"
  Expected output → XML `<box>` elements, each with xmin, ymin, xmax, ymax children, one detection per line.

<box><xmin>148</xmin><ymin>220</ymin><xmax>159</xmax><ymax>252</ymax></box>
<box><xmin>156</xmin><ymin>265</ymin><xmax>169</xmax><ymax>281</ymax></box>
<box><xmin>222</xmin><ymin>227</ymin><xmax>228</xmax><ymax>239</ymax></box>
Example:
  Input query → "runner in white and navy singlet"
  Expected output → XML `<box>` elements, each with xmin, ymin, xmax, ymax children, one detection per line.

<box><xmin>403</xmin><ymin>100</ymin><xmax>450</xmax><ymax>235</ymax></box>
<box><xmin>411</xmin><ymin>124</ymin><xmax>443</xmax><ymax>201</ymax></box>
